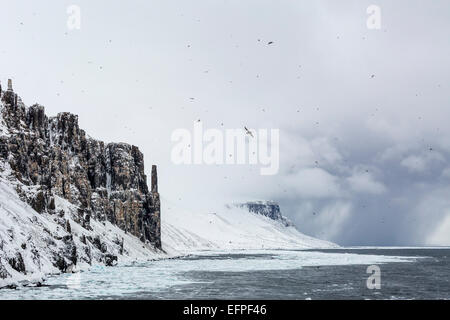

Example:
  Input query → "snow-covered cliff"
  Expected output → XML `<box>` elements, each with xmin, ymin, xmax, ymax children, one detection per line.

<box><xmin>0</xmin><ymin>175</ymin><xmax>165</xmax><ymax>288</ymax></box>
<box><xmin>231</xmin><ymin>201</ymin><xmax>293</xmax><ymax>227</ymax></box>
<box><xmin>162</xmin><ymin>200</ymin><xmax>338</xmax><ymax>254</ymax></box>
<box><xmin>0</xmin><ymin>80</ymin><xmax>162</xmax><ymax>288</ymax></box>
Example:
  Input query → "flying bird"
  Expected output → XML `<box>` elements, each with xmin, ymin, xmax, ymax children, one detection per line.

<box><xmin>244</xmin><ymin>127</ymin><xmax>254</xmax><ymax>138</ymax></box>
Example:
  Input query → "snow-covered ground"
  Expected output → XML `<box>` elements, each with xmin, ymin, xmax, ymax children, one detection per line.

<box><xmin>0</xmin><ymin>171</ymin><xmax>165</xmax><ymax>289</ymax></box>
<box><xmin>161</xmin><ymin>199</ymin><xmax>338</xmax><ymax>255</ymax></box>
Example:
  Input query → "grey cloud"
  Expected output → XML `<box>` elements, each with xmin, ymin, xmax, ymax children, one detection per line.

<box><xmin>1</xmin><ymin>0</ymin><xmax>450</xmax><ymax>246</ymax></box>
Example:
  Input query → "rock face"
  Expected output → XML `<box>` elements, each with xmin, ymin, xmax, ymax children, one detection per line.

<box><xmin>233</xmin><ymin>201</ymin><xmax>293</xmax><ymax>227</ymax></box>
<box><xmin>0</xmin><ymin>81</ymin><xmax>161</xmax><ymax>249</ymax></box>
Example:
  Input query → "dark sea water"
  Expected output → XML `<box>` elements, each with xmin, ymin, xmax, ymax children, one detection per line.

<box><xmin>1</xmin><ymin>248</ymin><xmax>449</xmax><ymax>300</ymax></box>
<box><xmin>138</xmin><ymin>248</ymin><xmax>450</xmax><ymax>300</ymax></box>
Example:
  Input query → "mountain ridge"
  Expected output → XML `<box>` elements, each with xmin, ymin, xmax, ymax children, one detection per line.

<box><xmin>162</xmin><ymin>200</ymin><xmax>338</xmax><ymax>254</ymax></box>
<box><xmin>229</xmin><ymin>201</ymin><xmax>294</xmax><ymax>227</ymax></box>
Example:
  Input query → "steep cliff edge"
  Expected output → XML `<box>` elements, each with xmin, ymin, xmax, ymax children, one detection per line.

<box><xmin>0</xmin><ymin>80</ymin><xmax>161</xmax><ymax>287</ymax></box>
<box><xmin>231</xmin><ymin>201</ymin><xmax>293</xmax><ymax>227</ymax></box>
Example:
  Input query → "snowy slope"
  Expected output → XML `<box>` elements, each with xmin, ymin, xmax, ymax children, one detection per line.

<box><xmin>0</xmin><ymin>168</ymin><xmax>165</xmax><ymax>288</ymax></box>
<box><xmin>161</xmin><ymin>199</ymin><xmax>338</xmax><ymax>255</ymax></box>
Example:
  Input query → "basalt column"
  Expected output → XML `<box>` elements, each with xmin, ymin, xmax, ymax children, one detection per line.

<box><xmin>150</xmin><ymin>165</ymin><xmax>161</xmax><ymax>249</ymax></box>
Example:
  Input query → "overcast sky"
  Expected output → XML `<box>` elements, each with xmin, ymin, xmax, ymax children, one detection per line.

<box><xmin>1</xmin><ymin>0</ymin><xmax>450</xmax><ymax>246</ymax></box>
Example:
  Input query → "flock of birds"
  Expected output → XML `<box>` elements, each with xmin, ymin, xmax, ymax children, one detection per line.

<box><xmin>12</xmin><ymin>15</ymin><xmax>440</xmax><ymax>233</ymax></box>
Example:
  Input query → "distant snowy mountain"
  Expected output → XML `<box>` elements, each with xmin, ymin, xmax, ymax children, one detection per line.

<box><xmin>162</xmin><ymin>200</ymin><xmax>338</xmax><ymax>254</ymax></box>
<box><xmin>230</xmin><ymin>201</ymin><xmax>294</xmax><ymax>227</ymax></box>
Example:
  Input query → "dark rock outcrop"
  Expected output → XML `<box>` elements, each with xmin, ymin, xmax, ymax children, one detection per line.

<box><xmin>0</xmin><ymin>259</ymin><xmax>10</xmax><ymax>279</ymax></box>
<box><xmin>233</xmin><ymin>201</ymin><xmax>293</xmax><ymax>227</ymax></box>
<box><xmin>0</xmin><ymin>80</ymin><xmax>161</xmax><ymax>249</ymax></box>
<box><xmin>8</xmin><ymin>252</ymin><xmax>26</xmax><ymax>273</ymax></box>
